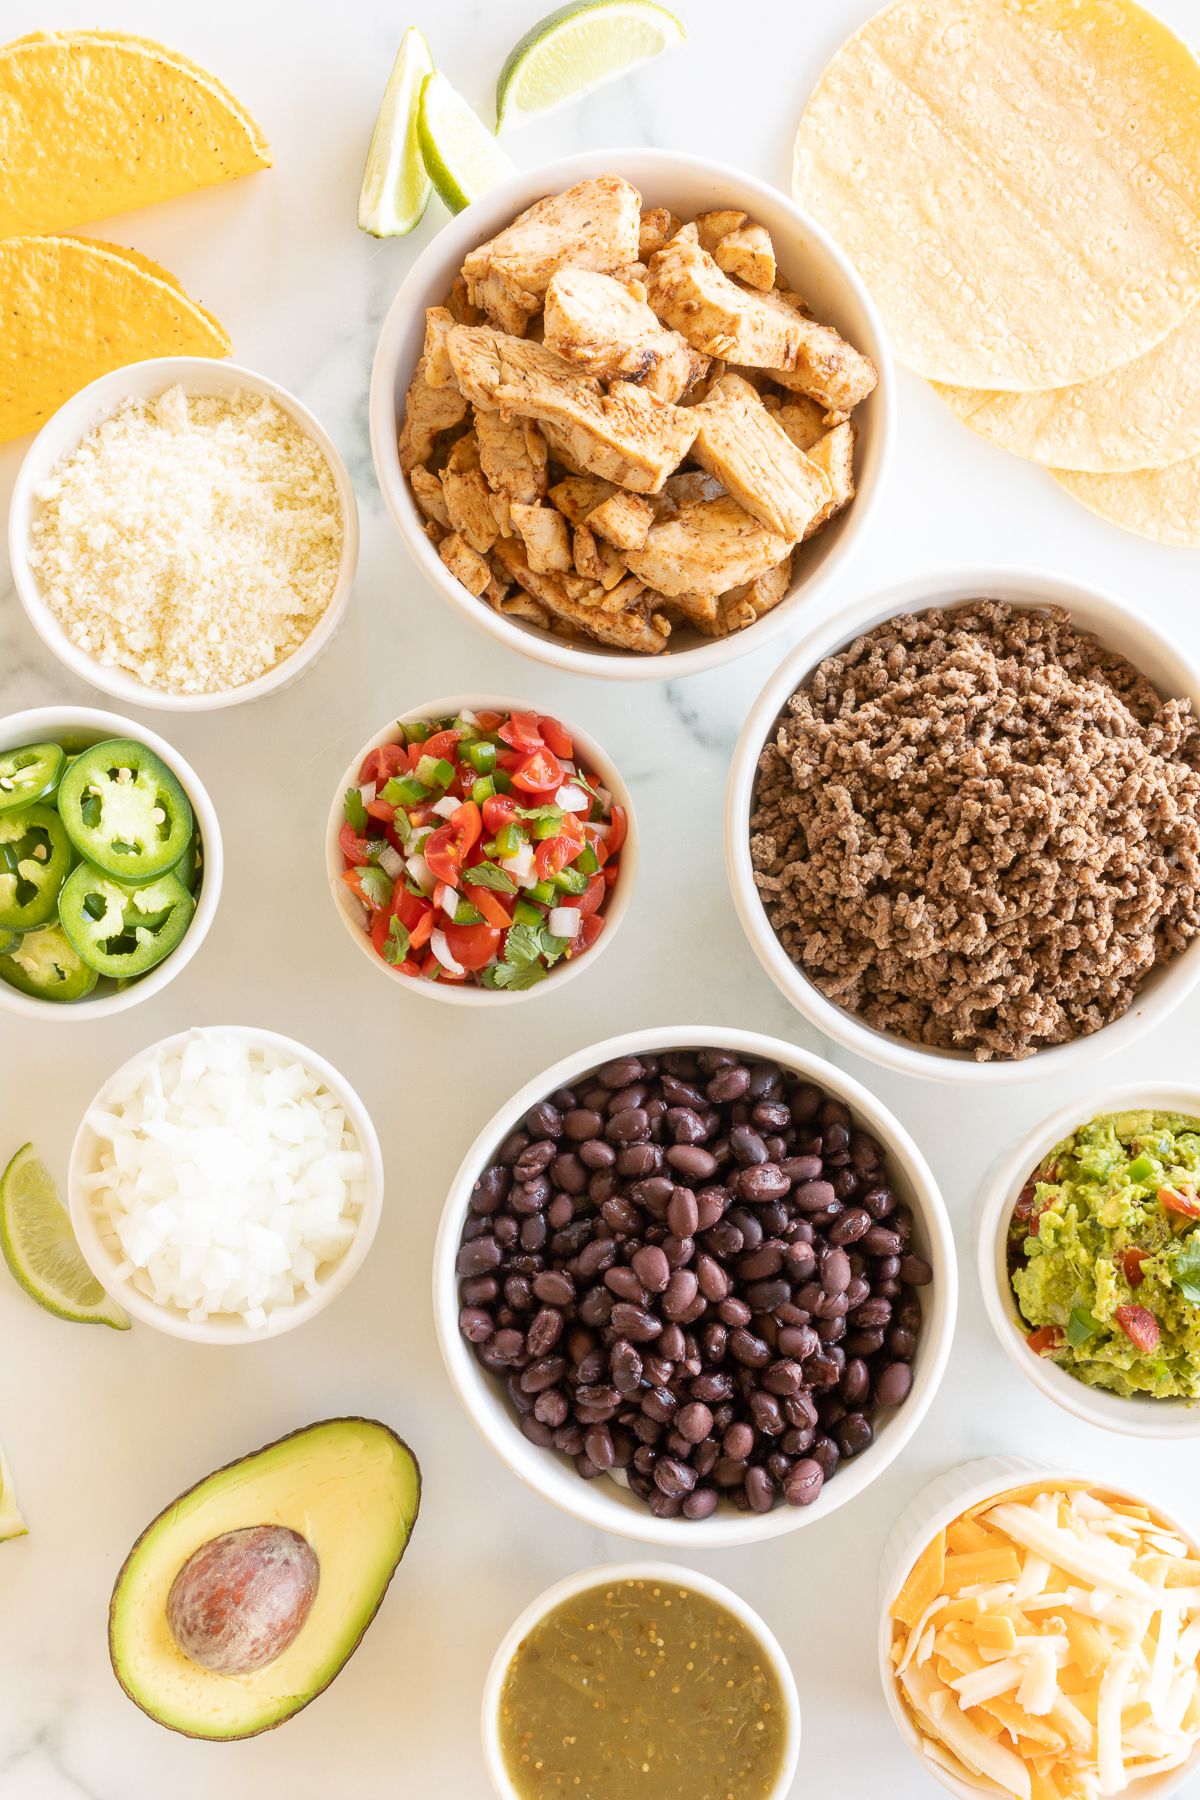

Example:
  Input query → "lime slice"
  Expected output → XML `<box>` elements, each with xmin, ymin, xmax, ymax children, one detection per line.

<box><xmin>0</xmin><ymin>1143</ymin><xmax>129</xmax><ymax>1329</ymax></box>
<box><xmin>0</xmin><ymin>1441</ymin><xmax>26</xmax><ymax>1542</ymax></box>
<box><xmin>417</xmin><ymin>71</ymin><xmax>515</xmax><ymax>215</ymax></box>
<box><xmin>496</xmin><ymin>0</ymin><xmax>686</xmax><ymax>132</ymax></box>
<box><xmin>357</xmin><ymin>27</ymin><xmax>435</xmax><ymax>238</ymax></box>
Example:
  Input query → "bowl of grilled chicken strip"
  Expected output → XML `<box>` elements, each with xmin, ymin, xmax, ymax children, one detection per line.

<box><xmin>369</xmin><ymin>150</ymin><xmax>894</xmax><ymax>680</ymax></box>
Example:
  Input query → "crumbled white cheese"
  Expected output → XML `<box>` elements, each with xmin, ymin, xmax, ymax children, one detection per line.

<box><xmin>30</xmin><ymin>385</ymin><xmax>342</xmax><ymax>694</ymax></box>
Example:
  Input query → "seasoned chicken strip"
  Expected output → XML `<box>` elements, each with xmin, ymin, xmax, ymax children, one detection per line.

<box><xmin>717</xmin><ymin>551</ymin><xmax>794</xmax><ymax>630</ymax></box>
<box><xmin>625</xmin><ymin>494</ymin><xmax>792</xmax><ymax>597</ymax></box>
<box><xmin>639</xmin><ymin>207</ymin><xmax>679</xmax><ymax>258</ymax></box>
<box><xmin>445</xmin><ymin>326</ymin><xmax>599</xmax><ymax>412</ymax></box>
<box><xmin>462</xmin><ymin>176</ymin><xmax>642</xmax><ymax>335</ymax></box>
<box><xmin>492</xmin><ymin>539</ymin><xmax>671</xmax><ymax>653</ymax></box>
<box><xmin>573</xmin><ymin>524</ymin><xmax>626</xmax><ymax>590</ymax></box>
<box><xmin>691</xmin><ymin>373</ymin><xmax>831</xmax><ymax>540</ymax></box>
<box><xmin>410</xmin><ymin>464</ymin><xmax>450</xmax><ymax>529</ymax></box>
<box><xmin>440</xmin><ymin>436</ymin><xmax>500</xmax><ymax>555</ymax></box>
<box><xmin>398</xmin><ymin>355</ymin><xmax>468</xmax><ymax>472</ymax></box>
<box><xmin>586</xmin><ymin>490</ymin><xmax>654</xmax><ymax>551</ymax></box>
<box><xmin>543</xmin><ymin>268</ymin><xmax>707</xmax><ymax>402</ymax></box>
<box><xmin>474</xmin><ymin>408</ymin><xmax>548</xmax><ymax>513</ymax></box>
<box><xmin>714</xmin><ymin>223</ymin><xmax>775</xmax><ymax>291</ymax></box>
<box><xmin>803</xmin><ymin>421</ymin><xmax>857</xmax><ymax>538</ymax></box>
<box><xmin>548</xmin><ymin>474</ymin><xmax>616</xmax><ymax>523</ymax></box>
<box><xmin>695</xmin><ymin>209</ymin><xmax>747</xmax><ymax>253</ymax></box>
<box><xmin>645</xmin><ymin>227</ymin><xmax>876</xmax><ymax>411</ymax></box>
<box><xmin>510</xmin><ymin>502</ymin><xmax>573</xmax><ymax>575</ymax></box>
<box><xmin>765</xmin><ymin>393</ymin><xmax>838</xmax><ymax>453</ymax></box>
<box><xmin>440</xmin><ymin>531</ymin><xmax>491</xmax><ymax>597</ymax></box>
<box><xmin>422</xmin><ymin>306</ymin><xmax>457</xmax><ymax>388</ymax></box>
<box><xmin>496</xmin><ymin>588</ymin><xmax>551</xmax><ymax>629</ymax></box>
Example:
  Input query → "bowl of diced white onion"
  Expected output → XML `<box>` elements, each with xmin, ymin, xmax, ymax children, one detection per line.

<box><xmin>67</xmin><ymin>1025</ymin><xmax>383</xmax><ymax>1343</ymax></box>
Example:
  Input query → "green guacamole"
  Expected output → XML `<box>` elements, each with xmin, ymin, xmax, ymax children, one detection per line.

<box><xmin>1009</xmin><ymin>1110</ymin><xmax>1200</xmax><ymax>1400</ymax></box>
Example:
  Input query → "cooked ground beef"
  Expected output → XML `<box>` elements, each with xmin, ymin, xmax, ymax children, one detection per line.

<box><xmin>748</xmin><ymin>601</ymin><xmax>1200</xmax><ymax>1061</ymax></box>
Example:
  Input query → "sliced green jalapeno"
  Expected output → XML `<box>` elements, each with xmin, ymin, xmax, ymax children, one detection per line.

<box><xmin>58</xmin><ymin>865</ymin><xmax>196</xmax><ymax>979</ymax></box>
<box><xmin>0</xmin><ymin>803</ymin><xmax>73</xmax><ymax>931</ymax></box>
<box><xmin>57</xmin><ymin>740</ymin><xmax>193</xmax><ymax>885</ymax></box>
<box><xmin>0</xmin><ymin>923</ymin><xmax>97</xmax><ymax>1002</ymax></box>
<box><xmin>0</xmin><ymin>742</ymin><xmax>65</xmax><ymax>813</ymax></box>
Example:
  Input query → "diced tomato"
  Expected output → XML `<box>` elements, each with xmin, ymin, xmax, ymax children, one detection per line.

<box><xmin>583</xmin><ymin>823</ymin><xmax>609</xmax><ymax>867</ymax></box>
<box><xmin>407</xmin><ymin>742</ymin><xmax>426</xmax><ymax>771</ymax></box>
<box><xmin>423</xmin><ymin>948</ymin><xmax>466</xmax><ymax>983</ymax></box>
<box><xmin>565</xmin><ymin>873</ymin><xmax>606</xmax><ymax>917</ymax></box>
<box><xmin>537</xmin><ymin>715</ymin><xmax>574</xmax><ymax>759</ymax></box>
<box><xmin>392</xmin><ymin>887</ymin><xmax>429</xmax><ymax>931</ymax></box>
<box><xmin>339</xmin><ymin>821</ymin><xmax>374</xmax><ymax>867</ymax></box>
<box><xmin>464</xmin><ymin>882</ymin><xmax>513</xmax><ymax>928</ymax></box>
<box><xmin>605</xmin><ymin>802</ymin><xmax>628</xmax><ymax>855</ymax></box>
<box><xmin>475</xmin><ymin>710</ymin><xmax>504</xmax><ymax>732</ymax></box>
<box><xmin>558</xmin><ymin>810</ymin><xmax>585</xmax><ymax>844</ymax></box>
<box><xmin>534</xmin><ymin>834</ymin><xmax>579</xmax><ymax>882</ymax></box>
<box><xmin>1026</xmin><ymin>1325</ymin><xmax>1064</xmax><ymax>1356</ymax></box>
<box><xmin>370</xmin><ymin>905</ymin><xmax>392</xmax><ymax>956</ymax></box>
<box><xmin>603</xmin><ymin>862</ymin><xmax>620</xmax><ymax>888</ymax></box>
<box><xmin>424</xmin><ymin>802</ymin><xmax>482</xmax><ymax>886</ymax></box>
<box><xmin>1012</xmin><ymin>1180</ymin><xmax>1039</xmax><ymax>1225</ymax></box>
<box><xmin>1114</xmin><ymin>1304</ymin><xmax>1160</xmax><ymax>1353</ymax></box>
<box><xmin>422</xmin><ymin>728</ymin><xmax>463</xmax><ymax>763</ymax></box>
<box><xmin>442</xmin><ymin>921</ymin><xmax>503</xmax><ymax>971</ymax></box>
<box><xmin>366</xmin><ymin>796</ymin><xmax>397</xmax><ymax>823</ymax></box>
<box><xmin>510</xmin><ymin>748</ymin><xmax>564</xmax><ymax>795</ymax></box>
<box><xmin>571</xmin><ymin>912</ymin><xmax>605</xmax><ymax>954</ymax></box>
<box><xmin>498</xmin><ymin>710</ymin><xmax>544</xmax><ymax>753</ymax></box>
<box><xmin>343</xmin><ymin>868</ymin><xmax>387</xmax><ymax>911</ymax></box>
<box><xmin>1160</xmin><ymin>1184</ymin><xmax>1200</xmax><ymax>1220</ymax></box>
<box><xmin>358</xmin><ymin>742</ymin><xmax>408</xmax><ymax>788</ymax></box>
<box><xmin>1119</xmin><ymin>1247</ymin><xmax>1149</xmax><ymax>1288</ymax></box>
<box><xmin>385</xmin><ymin>822</ymin><xmax>408</xmax><ymax>857</ymax></box>
<box><xmin>482</xmin><ymin>794</ymin><xmax>519</xmax><ymax>835</ymax></box>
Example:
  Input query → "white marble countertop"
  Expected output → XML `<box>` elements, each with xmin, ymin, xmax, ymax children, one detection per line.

<box><xmin>3</xmin><ymin>2</ymin><xmax>1200</xmax><ymax>1794</ymax></box>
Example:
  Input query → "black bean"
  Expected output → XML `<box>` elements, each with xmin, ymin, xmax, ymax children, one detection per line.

<box><xmin>456</xmin><ymin>1235</ymin><xmax>501</xmax><ymax>1277</ymax></box>
<box><xmin>683</xmin><ymin>1486</ymin><xmax>718</xmax><ymax>1520</ymax></box>
<box><xmin>736</xmin><ymin>1163</ymin><xmax>790</xmax><ymax>1204</ymax></box>
<box><xmin>900</xmin><ymin>1254</ymin><xmax>933</xmax><ymax>1286</ymax></box>
<box><xmin>837</xmin><ymin>1412</ymin><xmax>873</xmax><ymax>1458</ymax></box>
<box><xmin>874</xmin><ymin>1361</ymin><xmax>913</xmax><ymax>1408</ymax></box>
<box><xmin>661</xmin><ymin>1269</ymin><xmax>699</xmax><ymax>1319</ymax></box>
<box><xmin>744</xmin><ymin>1466</ymin><xmax>774</xmax><ymax>1512</ymax></box>
<box><xmin>666</xmin><ymin>1143</ymin><xmax>718</xmax><ymax>1180</ymax></box>
<box><xmin>609</xmin><ymin>1302</ymin><xmax>662</xmax><ymax>1342</ymax></box>
<box><xmin>785</xmin><ymin>1459</ymin><xmax>824</xmax><ymax>1506</ymax></box>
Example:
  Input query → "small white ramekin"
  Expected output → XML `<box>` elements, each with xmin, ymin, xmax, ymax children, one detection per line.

<box><xmin>433</xmin><ymin>1025</ymin><xmax>956</xmax><ymax>1548</ymax></box>
<box><xmin>67</xmin><ymin>1026</ymin><xmax>383</xmax><ymax>1344</ymax></box>
<box><xmin>0</xmin><ymin>706</ymin><xmax>222</xmax><ymax>1021</ymax></box>
<box><xmin>8</xmin><ymin>357</ymin><xmax>359</xmax><ymax>712</ymax></box>
<box><xmin>726</xmin><ymin>566</ymin><xmax>1200</xmax><ymax>1087</ymax></box>
<box><xmin>979</xmin><ymin>1083</ymin><xmax>1200</xmax><ymax>1440</ymax></box>
<box><xmin>324</xmin><ymin>695</ymin><xmax>637</xmax><ymax>1006</ymax></box>
<box><xmin>481</xmin><ymin>1559</ymin><xmax>801</xmax><ymax>1800</ymax></box>
<box><xmin>878</xmin><ymin>1457</ymin><xmax>1200</xmax><ymax>1800</ymax></box>
<box><xmin>369</xmin><ymin>147</ymin><xmax>893</xmax><ymax>682</ymax></box>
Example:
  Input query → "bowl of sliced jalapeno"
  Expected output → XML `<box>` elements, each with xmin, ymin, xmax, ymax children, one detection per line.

<box><xmin>0</xmin><ymin>707</ymin><xmax>221</xmax><ymax>1017</ymax></box>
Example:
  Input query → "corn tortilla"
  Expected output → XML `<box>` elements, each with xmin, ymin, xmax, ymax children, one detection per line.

<box><xmin>1051</xmin><ymin>456</ymin><xmax>1200</xmax><ymax>546</ymax></box>
<box><xmin>0</xmin><ymin>236</ymin><xmax>230</xmax><ymax>443</ymax></box>
<box><xmin>934</xmin><ymin>305</ymin><xmax>1200</xmax><ymax>472</ymax></box>
<box><xmin>0</xmin><ymin>31</ymin><xmax>270</xmax><ymax>239</ymax></box>
<box><xmin>792</xmin><ymin>0</ymin><xmax>1200</xmax><ymax>390</ymax></box>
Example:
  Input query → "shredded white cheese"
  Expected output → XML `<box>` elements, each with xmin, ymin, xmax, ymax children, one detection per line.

<box><xmin>30</xmin><ymin>385</ymin><xmax>342</xmax><ymax>694</ymax></box>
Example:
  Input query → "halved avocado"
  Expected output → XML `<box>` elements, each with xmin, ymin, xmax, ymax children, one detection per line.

<box><xmin>109</xmin><ymin>1418</ymin><xmax>421</xmax><ymax>1739</ymax></box>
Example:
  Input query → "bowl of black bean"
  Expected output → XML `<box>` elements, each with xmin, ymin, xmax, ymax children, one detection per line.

<box><xmin>433</xmin><ymin>1027</ymin><xmax>956</xmax><ymax>1546</ymax></box>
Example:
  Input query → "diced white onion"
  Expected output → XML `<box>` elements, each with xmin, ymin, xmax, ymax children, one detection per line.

<box><xmin>549</xmin><ymin>907</ymin><xmax>582</xmax><ymax>938</ymax></box>
<box><xmin>502</xmin><ymin>842</ymin><xmax>535</xmax><ymax>886</ymax></box>
<box><xmin>359</xmin><ymin>781</ymin><xmax>376</xmax><ymax>807</ymax></box>
<box><xmin>377</xmin><ymin>844</ymin><xmax>404</xmax><ymax>880</ymax></box>
<box><xmin>83</xmin><ymin>1030</ymin><xmax>365</xmax><ymax>1329</ymax></box>
<box><xmin>406</xmin><ymin>852</ymin><xmax>434</xmax><ymax>894</ymax></box>
<box><xmin>440</xmin><ymin>887</ymin><xmax>459</xmax><ymax>922</ymax></box>
<box><xmin>431</xmin><ymin>795</ymin><xmax>459</xmax><ymax>820</ymax></box>
<box><xmin>457</xmin><ymin>708</ymin><xmax>479</xmax><ymax>725</ymax></box>
<box><xmin>555</xmin><ymin>784</ymin><xmax>590</xmax><ymax>813</ymax></box>
<box><xmin>431</xmin><ymin>928</ymin><xmax>464</xmax><ymax>975</ymax></box>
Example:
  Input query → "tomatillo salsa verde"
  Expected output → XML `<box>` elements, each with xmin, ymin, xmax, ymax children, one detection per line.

<box><xmin>339</xmin><ymin>709</ymin><xmax>625</xmax><ymax>989</ymax></box>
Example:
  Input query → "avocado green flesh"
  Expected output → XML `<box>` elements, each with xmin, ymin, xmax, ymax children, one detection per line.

<box><xmin>1011</xmin><ymin>1110</ymin><xmax>1200</xmax><ymax>1400</ymax></box>
<box><xmin>109</xmin><ymin>1419</ymin><xmax>421</xmax><ymax>1738</ymax></box>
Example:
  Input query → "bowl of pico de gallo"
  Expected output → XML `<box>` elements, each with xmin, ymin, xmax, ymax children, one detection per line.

<box><xmin>324</xmin><ymin>696</ymin><xmax>637</xmax><ymax>1003</ymax></box>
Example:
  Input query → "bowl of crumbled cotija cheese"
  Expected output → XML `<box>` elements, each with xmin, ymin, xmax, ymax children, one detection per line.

<box><xmin>9</xmin><ymin>358</ymin><xmax>358</xmax><ymax>710</ymax></box>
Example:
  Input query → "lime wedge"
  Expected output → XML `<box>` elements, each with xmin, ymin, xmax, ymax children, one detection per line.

<box><xmin>0</xmin><ymin>1441</ymin><xmax>26</xmax><ymax>1542</ymax></box>
<box><xmin>417</xmin><ymin>71</ymin><xmax>515</xmax><ymax>215</ymax></box>
<box><xmin>0</xmin><ymin>1143</ymin><xmax>129</xmax><ymax>1329</ymax></box>
<box><xmin>496</xmin><ymin>0</ymin><xmax>686</xmax><ymax>131</ymax></box>
<box><xmin>358</xmin><ymin>27</ymin><xmax>435</xmax><ymax>238</ymax></box>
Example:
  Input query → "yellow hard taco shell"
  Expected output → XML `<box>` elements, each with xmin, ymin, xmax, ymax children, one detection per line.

<box><xmin>0</xmin><ymin>31</ymin><xmax>270</xmax><ymax>239</ymax></box>
<box><xmin>0</xmin><ymin>235</ymin><xmax>230</xmax><ymax>443</ymax></box>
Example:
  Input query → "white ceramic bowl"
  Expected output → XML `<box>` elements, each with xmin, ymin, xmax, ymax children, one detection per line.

<box><xmin>369</xmin><ymin>147</ymin><xmax>894</xmax><ymax>682</ymax></box>
<box><xmin>8</xmin><ymin>357</ymin><xmax>360</xmax><ymax>712</ymax></box>
<box><xmin>726</xmin><ymin>567</ymin><xmax>1200</xmax><ymax>1086</ymax></box>
<box><xmin>68</xmin><ymin>1026</ymin><xmax>383</xmax><ymax>1344</ymax></box>
<box><xmin>979</xmin><ymin>1083</ymin><xmax>1200</xmax><ymax>1440</ymax></box>
<box><xmin>481</xmin><ymin>1559</ymin><xmax>802</xmax><ymax>1800</ymax></box>
<box><xmin>878</xmin><ymin>1457</ymin><xmax>1200</xmax><ymax>1800</ymax></box>
<box><xmin>433</xmin><ymin>1025</ymin><xmax>956</xmax><ymax>1547</ymax></box>
<box><xmin>0</xmin><ymin>706</ymin><xmax>222</xmax><ymax>1021</ymax></box>
<box><xmin>325</xmin><ymin>694</ymin><xmax>637</xmax><ymax>1006</ymax></box>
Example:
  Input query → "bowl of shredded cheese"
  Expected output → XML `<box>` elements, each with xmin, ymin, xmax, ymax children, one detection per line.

<box><xmin>879</xmin><ymin>1457</ymin><xmax>1200</xmax><ymax>1800</ymax></box>
<box><xmin>8</xmin><ymin>357</ymin><xmax>359</xmax><ymax>711</ymax></box>
<box><xmin>67</xmin><ymin>1026</ymin><xmax>383</xmax><ymax>1342</ymax></box>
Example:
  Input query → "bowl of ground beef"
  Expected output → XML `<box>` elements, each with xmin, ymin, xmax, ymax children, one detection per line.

<box><xmin>726</xmin><ymin>570</ymin><xmax>1200</xmax><ymax>1083</ymax></box>
<box><xmin>433</xmin><ymin>1027</ymin><xmax>955</xmax><ymax>1546</ymax></box>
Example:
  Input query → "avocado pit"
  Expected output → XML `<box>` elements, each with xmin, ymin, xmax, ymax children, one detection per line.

<box><xmin>166</xmin><ymin>1524</ymin><xmax>319</xmax><ymax>1675</ymax></box>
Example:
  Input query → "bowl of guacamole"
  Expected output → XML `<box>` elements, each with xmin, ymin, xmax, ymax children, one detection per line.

<box><xmin>981</xmin><ymin>1094</ymin><xmax>1200</xmax><ymax>1435</ymax></box>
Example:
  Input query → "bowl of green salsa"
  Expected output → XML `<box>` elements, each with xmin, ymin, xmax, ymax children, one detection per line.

<box><xmin>482</xmin><ymin>1562</ymin><xmax>800</xmax><ymax>1800</ymax></box>
<box><xmin>980</xmin><ymin>1086</ymin><xmax>1200</xmax><ymax>1437</ymax></box>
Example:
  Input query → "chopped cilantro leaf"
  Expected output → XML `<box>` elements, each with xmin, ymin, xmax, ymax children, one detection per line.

<box><xmin>357</xmin><ymin>865</ymin><xmax>393</xmax><ymax>909</ymax></box>
<box><xmin>343</xmin><ymin>787</ymin><xmax>368</xmax><ymax>833</ymax></box>
<box><xmin>384</xmin><ymin>916</ymin><xmax>410</xmax><ymax>966</ymax></box>
<box><xmin>1171</xmin><ymin>1233</ymin><xmax>1200</xmax><ymax>1305</ymax></box>
<box><xmin>462</xmin><ymin>860</ymin><xmax>517</xmax><ymax>894</ymax></box>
